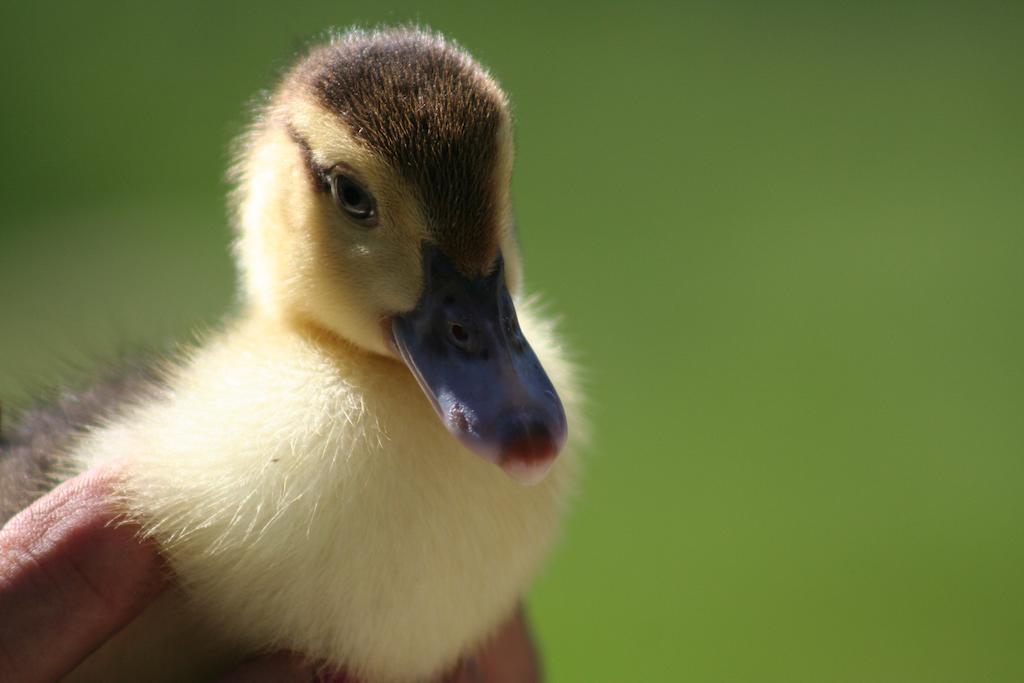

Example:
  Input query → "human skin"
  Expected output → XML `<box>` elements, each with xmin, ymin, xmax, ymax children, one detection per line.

<box><xmin>0</xmin><ymin>467</ymin><xmax>540</xmax><ymax>683</ymax></box>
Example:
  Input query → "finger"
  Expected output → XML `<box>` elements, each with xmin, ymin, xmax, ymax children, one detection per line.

<box><xmin>0</xmin><ymin>467</ymin><xmax>167</xmax><ymax>683</ymax></box>
<box><xmin>449</xmin><ymin>606</ymin><xmax>543</xmax><ymax>683</ymax></box>
<box><xmin>219</xmin><ymin>653</ymin><xmax>370</xmax><ymax>683</ymax></box>
<box><xmin>217</xmin><ymin>651</ymin><xmax>319</xmax><ymax>683</ymax></box>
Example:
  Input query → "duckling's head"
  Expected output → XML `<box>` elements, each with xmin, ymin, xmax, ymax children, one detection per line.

<box><xmin>232</xmin><ymin>28</ymin><xmax>566</xmax><ymax>483</ymax></box>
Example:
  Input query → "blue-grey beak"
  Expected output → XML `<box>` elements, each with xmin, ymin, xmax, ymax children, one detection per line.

<box><xmin>391</xmin><ymin>245</ymin><xmax>567</xmax><ymax>484</ymax></box>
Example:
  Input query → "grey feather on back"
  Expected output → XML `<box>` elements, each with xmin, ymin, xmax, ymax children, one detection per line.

<box><xmin>0</xmin><ymin>359</ymin><xmax>168</xmax><ymax>527</ymax></box>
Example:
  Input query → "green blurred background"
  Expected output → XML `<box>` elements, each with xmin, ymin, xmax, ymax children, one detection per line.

<box><xmin>2</xmin><ymin>1</ymin><xmax>1023</xmax><ymax>680</ymax></box>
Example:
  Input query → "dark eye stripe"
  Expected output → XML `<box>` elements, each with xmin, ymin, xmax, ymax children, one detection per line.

<box><xmin>285</xmin><ymin>127</ymin><xmax>379</xmax><ymax>227</ymax></box>
<box><xmin>286</xmin><ymin>126</ymin><xmax>330</xmax><ymax>192</ymax></box>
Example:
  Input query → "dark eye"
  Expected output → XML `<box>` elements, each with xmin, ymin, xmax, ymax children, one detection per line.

<box><xmin>330</xmin><ymin>171</ymin><xmax>377</xmax><ymax>225</ymax></box>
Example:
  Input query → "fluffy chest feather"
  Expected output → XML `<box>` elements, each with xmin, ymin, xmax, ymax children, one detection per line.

<box><xmin>75</xmin><ymin>310</ymin><xmax>578</xmax><ymax>682</ymax></box>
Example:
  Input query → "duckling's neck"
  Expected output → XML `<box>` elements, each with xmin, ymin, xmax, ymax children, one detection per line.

<box><xmin>293</xmin><ymin>314</ymin><xmax>397</xmax><ymax>370</ymax></box>
<box><xmin>238</xmin><ymin>300</ymin><xmax>400</xmax><ymax>374</ymax></box>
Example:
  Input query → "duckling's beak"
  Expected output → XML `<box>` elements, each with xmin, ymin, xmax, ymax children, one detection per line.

<box><xmin>391</xmin><ymin>245</ymin><xmax>567</xmax><ymax>485</ymax></box>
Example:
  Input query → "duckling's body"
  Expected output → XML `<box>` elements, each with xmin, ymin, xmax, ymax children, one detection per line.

<box><xmin>2</xmin><ymin>27</ymin><xmax>582</xmax><ymax>683</ymax></box>
<box><xmin>65</xmin><ymin>312</ymin><xmax>577</xmax><ymax>682</ymax></box>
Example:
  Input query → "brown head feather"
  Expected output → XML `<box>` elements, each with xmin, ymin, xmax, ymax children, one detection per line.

<box><xmin>294</xmin><ymin>28</ymin><xmax>508</xmax><ymax>276</ymax></box>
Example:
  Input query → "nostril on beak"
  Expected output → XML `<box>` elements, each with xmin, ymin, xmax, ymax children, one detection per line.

<box><xmin>448</xmin><ymin>322</ymin><xmax>472</xmax><ymax>350</ymax></box>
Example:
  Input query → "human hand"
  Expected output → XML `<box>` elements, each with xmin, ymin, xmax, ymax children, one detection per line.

<box><xmin>221</xmin><ymin>607</ymin><xmax>541</xmax><ymax>683</ymax></box>
<box><xmin>0</xmin><ymin>467</ymin><xmax>541</xmax><ymax>682</ymax></box>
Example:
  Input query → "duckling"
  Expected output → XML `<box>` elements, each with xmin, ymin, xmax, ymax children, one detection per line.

<box><xmin>2</xmin><ymin>27</ymin><xmax>583</xmax><ymax>682</ymax></box>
